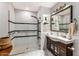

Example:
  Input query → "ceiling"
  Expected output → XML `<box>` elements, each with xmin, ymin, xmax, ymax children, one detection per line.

<box><xmin>12</xmin><ymin>2</ymin><xmax>57</xmax><ymax>12</ymax></box>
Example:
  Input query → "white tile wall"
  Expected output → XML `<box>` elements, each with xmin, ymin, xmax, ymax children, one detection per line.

<box><xmin>10</xmin><ymin>9</ymin><xmax>39</xmax><ymax>55</ymax></box>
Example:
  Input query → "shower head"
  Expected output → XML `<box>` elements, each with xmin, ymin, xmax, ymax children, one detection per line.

<box><xmin>31</xmin><ymin>15</ymin><xmax>38</xmax><ymax>19</ymax></box>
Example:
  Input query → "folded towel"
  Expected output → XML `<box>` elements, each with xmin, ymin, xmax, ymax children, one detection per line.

<box><xmin>68</xmin><ymin>23</ymin><xmax>76</xmax><ymax>39</ymax></box>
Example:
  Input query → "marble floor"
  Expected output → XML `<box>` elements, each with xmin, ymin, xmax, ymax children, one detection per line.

<box><xmin>44</xmin><ymin>49</ymin><xmax>54</xmax><ymax>56</ymax></box>
<box><xmin>7</xmin><ymin>47</ymin><xmax>54</xmax><ymax>56</ymax></box>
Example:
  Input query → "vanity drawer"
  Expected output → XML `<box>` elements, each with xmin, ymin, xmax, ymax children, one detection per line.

<box><xmin>58</xmin><ymin>42</ymin><xmax>66</xmax><ymax>49</ymax></box>
<box><xmin>59</xmin><ymin>49</ymin><xmax>66</xmax><ymax>56</ymax></box>
<box><xmin>58</xmin><ymin>46</ymin><xmax>66</xmax><ymax>56</ymax></box>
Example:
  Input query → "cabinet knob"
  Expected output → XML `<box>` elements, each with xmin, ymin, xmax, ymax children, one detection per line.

<box><xmin>0</xmin><ymin>46</ymin><xmax>2</xmax><ymax>49</ymax></box>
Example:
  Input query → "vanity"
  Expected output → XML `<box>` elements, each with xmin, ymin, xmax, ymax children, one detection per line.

<box><xmin>46</xmin><ymin>35</ymin><xmax>73</xmax><ymax>56</ymax></box>
<box><xmin>46</xmin><ymin>5</ymin><xmax>74</xmax><ymax>56</ymax></box>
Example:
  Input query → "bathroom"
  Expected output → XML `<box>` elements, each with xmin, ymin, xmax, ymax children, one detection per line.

<box><xmin>0</xmin><ymin>2</ymin><xmax>79</xmax><ymax>56</ymax></box>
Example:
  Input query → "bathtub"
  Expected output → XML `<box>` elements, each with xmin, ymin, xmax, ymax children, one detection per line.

<box><xmin>16</xmin><ymin>50</ymin><xmax>45</xmax><ymax>56</ymax></box>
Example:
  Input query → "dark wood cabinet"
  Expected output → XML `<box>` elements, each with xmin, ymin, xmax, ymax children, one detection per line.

<box><xmin>47</xmin><ymin>36</ymin><xmax>73</xmax><ymax>56</ymax></box>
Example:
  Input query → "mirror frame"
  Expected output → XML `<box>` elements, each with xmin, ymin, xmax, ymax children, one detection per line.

<box><xmin>50</xmin><ymin>5</ymin><xmax>73</xmax><ymax>33</ymax></box>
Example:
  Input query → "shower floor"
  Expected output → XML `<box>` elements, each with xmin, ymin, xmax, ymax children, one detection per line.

<box><xmin>10</xmin><ymin>37</ymin><xmax>40</xmax><ymax>56</ymax></box>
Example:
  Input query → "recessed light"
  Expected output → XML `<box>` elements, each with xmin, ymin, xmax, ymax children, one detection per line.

<box><xmin>25</xmin><ymin>7</ymin><xmax>29</xmax><ymax>10</ymax></box>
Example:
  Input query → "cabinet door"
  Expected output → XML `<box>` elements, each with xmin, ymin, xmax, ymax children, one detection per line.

<box><xmin>47</xmin><ymin>38</ymin><xmax>51</xmax><ymax>49</ymax></box>
<box><xmin>59</xmin><ymin>46</ymin><xmax>66</xmax><ymax>56</ymax></box>
<box><xmin>54</xmin><ymin>43</ymin><xmax>59</xmax><ymax>56</ymax></box>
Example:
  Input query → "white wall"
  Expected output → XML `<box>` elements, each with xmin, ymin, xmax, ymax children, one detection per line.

<box><xmin>8</xmin><ymin>3</ymin><xmax>15</xmax><ymax>31</ymax></box>
<box><xmin>37</xmin><ymin>6</ymin><xmax>51</xmax><ymax>50</ymax></box>
<box><xmin>0</xmin><ymin>3</ymin><xmax>8</xmax><ymax>37</ymax></box>
<box><xmin>14</xmin><ymin>9</ymin><xmax>37</xmax><ymax>30</ymax></box>
<box><xmin>50</xmin><ymin>2</ymin><xmax>79</xmax><ymax>56</ymax></box>
<box><xmin>37</xmin><ymin>6</ymin><xmax>50</xmax><ymax>33</ymax></box>
<box><xmin>15</xmin><ymin>9</ymin><xmax>37</xmax><ymax>23</ymax></box>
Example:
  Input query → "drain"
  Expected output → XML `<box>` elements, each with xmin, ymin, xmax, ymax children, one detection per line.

<box><xmin>26</xmin><ymin>48</ymin><xmax>29</xmax><ymax>49</ymax></box>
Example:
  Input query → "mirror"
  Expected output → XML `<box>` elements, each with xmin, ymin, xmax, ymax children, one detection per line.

<box><xmin>50</xmin><ymin>5</ymin><xmax>73</xmax><ymax>33</ymax></box>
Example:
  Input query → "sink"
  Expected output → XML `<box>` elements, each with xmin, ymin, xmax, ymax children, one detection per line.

<box><xmin>46</xmin><ymin>33</ymin><xmax>74</xmax><ymax>44</ymax></box>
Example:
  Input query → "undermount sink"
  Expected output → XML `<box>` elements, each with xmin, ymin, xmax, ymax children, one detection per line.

<box><xmin>46</xmin><ymin>33</ymin><xmax>74</xmax><ymax>44</ymax></box>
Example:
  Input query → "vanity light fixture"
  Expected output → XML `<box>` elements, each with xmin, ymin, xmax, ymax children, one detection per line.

<box><xmin>25</xmin><ymin>7</ymin><xmax>29</xmax><ymax>10</ymax></box>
